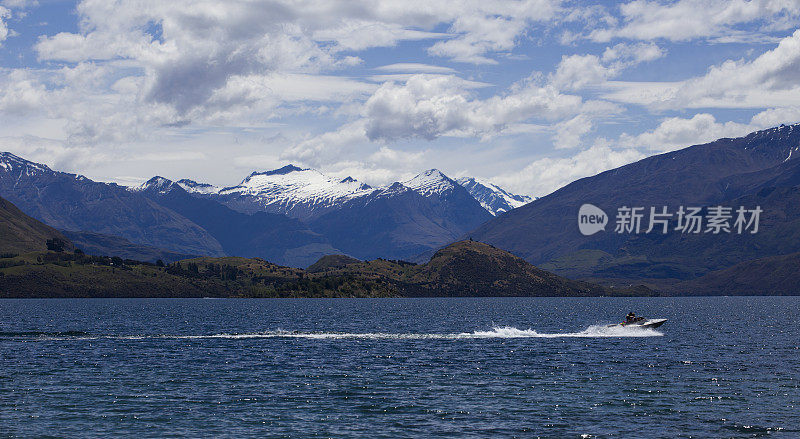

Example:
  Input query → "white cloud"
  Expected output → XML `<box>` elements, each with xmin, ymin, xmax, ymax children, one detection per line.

<box><xmin>503</xmin><ymin>104</ymin><xmax>800</xmax><ymax>196</ymax></box>
<box><xmin>590</xmin><ymin>0</ymin><xmax>800</xmax><ymax>42</ymax></box>
<box><xmin>600</xmin><ymin>30</ymin><xmax>800</xmax><ymax>110</ymax></box>
<box><xmin>1</xmin><ymin>0</ymin><xmax>38</xmax><ymax>8</ymax></box>
<box><xmin>494</xmin><ymin>144</ymin><xmax>646</xmax><ymax>196</ymax></box>
<box><xmin>313</xmin><ymin>21</ymin><xmax>446</xmax><ymax>51</ymax></box>
<box><xmin>602</xmin><ymin>41</ymin><xmax>664</xmax><ymax>65</ymax></box>
<box><xmin>552</xmin><ymin>114</ymin><xmax>593</xmax><ymax>149</ymax></box>
<box><xmin>427</xmin><ymin>0</ymin><xmax>564</xmax><ymax>64</ymax></box>
<box><xmin>671</xmin><ymin>29</ymin><xmax>800</xmax><ymax>106</ymax></box>
<box><xmin>367</xmin><ymin>74</ymin><xmax>490</xmax><ymax>89</ymax></box>
<box><xmin>0</xmin><ymin>69</ymin><xmax>48</xmax><ymax>115</ymax></box>
<box><xmin>428</xmin><ymin>16</ymin><xmax>526</xmax><ymax>64</ymax></box>
<box><xmin>550</xmin><ymin>54</ymin><xmax>612</xmax><ymax>91</ymax></box>
<box><xmin>618</xmin><ymin>108</ymin><xmax>800</xmax><ymax>154</ymax></box>
<box><xmin>750</xmin><ymin>106</ymin><xmax>800</xmax><ymax>127</ymax></box>
<box><xmin>363</xmin><ymin>75</ymin><xmax>475</xmax><ymax>141</ymax></box>
<box><xmin>618</xmin><ymin>113</ymin><xmax>753</xmax><ymax>152</ymax></box>
<box><xmin>31</xmin><ymin>0</ymin><xmax>567</xmax><ymax>118</ymax></box>
<box><xmin>0</xmin><ymin>135</ymin><xmax>110</xmax><ymax>173</ymax></box>
<box><xmin>0</xmin><ymin>6</ymin><xmax>10</xmax><ymax>45</ymax></box>
<box><xmin>281</xmin><ymin>120</ymin><xmax>370</xmax><ymax>166</ymax></box>
<box><xmin>550</xmin><ymin>42</ymin><xmax>663</xmax><ymax>92</ymax></box>
<box><xmin>325</xmin><ymin>146</ymin><xmax>428</xmax><ymax>185</ymax></box>
<box><xmin>208</xmin><ymin>73</ymin><xmax>376</xmax><ymax>115</ymax></box>
<box><xmin>11</xmin><ymin>0</ymin><xmax>581</xmax><ymax>155</ymax></box>
<box><xmin>361</xmin><ymin>74</ymin><xmax>585</xmax><ymax>142</ymax></box>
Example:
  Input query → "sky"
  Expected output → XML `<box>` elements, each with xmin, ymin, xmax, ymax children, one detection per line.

<box><xmin>2</xmin><ymin>0</ymin><xmax>800</xmax><ymax>197</ymax></box>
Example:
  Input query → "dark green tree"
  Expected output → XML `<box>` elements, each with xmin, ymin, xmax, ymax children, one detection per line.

<box><xmin>46</xmin><ymin>238</ymin><xmax>66</xmax><ymax>252</ymax></box>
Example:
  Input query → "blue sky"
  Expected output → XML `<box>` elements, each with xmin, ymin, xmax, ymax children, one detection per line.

<box><xmin>1</xmin><ymin>0</ymin><xmax>800</xmax><ymax>196</ymax></box>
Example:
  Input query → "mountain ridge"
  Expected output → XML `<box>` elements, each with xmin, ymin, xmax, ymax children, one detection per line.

<box><xmin>0</xmin><ymin>153</ymin><xmax>225</xmax><ymax>257</ymax></box>
<box><xmin>172</xmin><ymin>165</ymin><xmax>530</xmax><ymax>220</ymax></box>
<box><xmin>469</xmin><ymin>122</ymin><xmax>800</xmax><ymax>286</ymax></box>
<box><xmin>456</xmin><ymin>177</ymin><xmax>534</xmax><ymax>216</ymax></box>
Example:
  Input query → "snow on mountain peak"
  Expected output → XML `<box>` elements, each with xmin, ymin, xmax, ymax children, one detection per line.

<box><xmin>0</xmin><ymin>152</ymin><xmax>53</xmax><ymax>175</ymax></box>
<box><xmin>126</xmin><ymin>162</ymin><xmax>529</xmax><ymax>219</ymax></box>
<box><xmin>247</xmin><ymin>164</ymin><xmax>307</xmax><ymax>179</ymax></box>
<box><xmin>218</xmin><ymin>165</ymin><xmax>375</xmax><ymax>217</ymax></box>
<box><xmin>403</xmin><ymin>169</ymin><xmax>456</xmax><ymax>197</ymax></box>
<box><xmin>456</xmin><ymin>177</ymin><xmax>534</xmax><ymax>216</ymax></box>
<box><xmin>136</xmin><ymin>176</ymin><xmax>178</xmax><ymax>194</ymax></box>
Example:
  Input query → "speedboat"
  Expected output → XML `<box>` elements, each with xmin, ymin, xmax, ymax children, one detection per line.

<box><xmin>609</xmin><ymin>318</ymin><xmax>667</xmax><ymax>329</ymax></box>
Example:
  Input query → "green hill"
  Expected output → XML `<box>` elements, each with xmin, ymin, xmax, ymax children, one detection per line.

<box><xmin>306</xmin><ymin>254</ymin><xmax>361</xmax><ymax>273</ymax></box>
<box><xmin>404</xmin><ymin>241</ymin><xmax>608</xmax><ymax>296</ymax></box>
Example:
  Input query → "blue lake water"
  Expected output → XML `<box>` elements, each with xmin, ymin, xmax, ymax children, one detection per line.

<box><xmin>1</xmin><ymin>297</ymin><xmax>798</xmax><ymax>438</ymax></box>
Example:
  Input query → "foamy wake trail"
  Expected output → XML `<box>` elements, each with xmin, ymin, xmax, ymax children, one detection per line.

<box><xmin>20</xmin><ymin>325</ymin><xmax>662</xmax><ymax>341</ymax></box>
<box><xmin>177</xmin><ymin>325</ymin><xmax>662</xmax><ymax>339</ymax></box>
<box><xmin>467</xmin><ymin>325</ymin><xmax>663</xmax><ymax>338</ymax></box>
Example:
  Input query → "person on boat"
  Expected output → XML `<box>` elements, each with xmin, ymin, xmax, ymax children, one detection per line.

<box><xmin>625</xmin><ymin>312</ymin><xmax>637</xmax><ymax>324</ymax></box>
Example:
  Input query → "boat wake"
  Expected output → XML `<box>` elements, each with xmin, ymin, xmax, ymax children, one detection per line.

<box><xmin>469</xmin><ymin>325</ymin><xmax>663</xmax><ymax>338</ymax></box>
<box><xmin>1</xmin><ymin>325</ymin><xmax>662</xmax><ymax>341</ymax></box>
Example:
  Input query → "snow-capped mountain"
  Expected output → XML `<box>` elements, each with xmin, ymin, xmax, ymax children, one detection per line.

<box><xmin>403</xmin><ymin>169</ymin><xmax>459</xmax><ymax>198</ymax></box>
<box><xmin>456</xmin><ymin>177</ymin><xmax>534</xmax><ymax>216</ymax></box>
<box><xmin>136</xmin><ymin>176</ymin><xmax>176</xmax><ymax>194</ymax></box>
<box><xmin>173</xmin><ymin>165</ymin><xmax>527</xmax><ymax>219</ymax></box>
<box><xmin>399</xmin><ymin>168</ymin><xmax>492</xmax><ymax>238</ymax></box>
<box><xmin>212</xmin><ymin>165</ymin><xmax>374</xmax><ymax>219</ymax></box>
<box><xmin>0</xmin><ymin>152</ymin><xmax>54</xmax><ymax>176</ymax></box>
<box><xmin>156</xmin><ymin>165</ymin><xmax>499</xmax><ymax>260</ymax></box>
<box><xmin>308</xmin><ymin>181</ymin><xmax>461</xmax><ymax>260</ymax></box>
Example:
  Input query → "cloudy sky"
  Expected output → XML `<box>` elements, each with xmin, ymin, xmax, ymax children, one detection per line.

<box><xmin>2</xmin><ymin>0</ymin><xmax>800</xmax><ymax>196</ymax></box>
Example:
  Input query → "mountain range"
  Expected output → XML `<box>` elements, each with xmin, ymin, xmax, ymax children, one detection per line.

<box><xmin>0</xmin><ymin>152</ymin><xmax>530</xmax><ymax>266</ymax></box>
<box><xmin>3</xmin><ymin>122</ymin><xmax>800</xmax><ymax>294</ymax></box>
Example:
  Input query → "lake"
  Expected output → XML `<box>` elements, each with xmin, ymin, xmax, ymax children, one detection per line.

<box><xmin>1</xmin><ymin>297</ymin><xmax>798</xmax><ymax>438</ymax></box>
